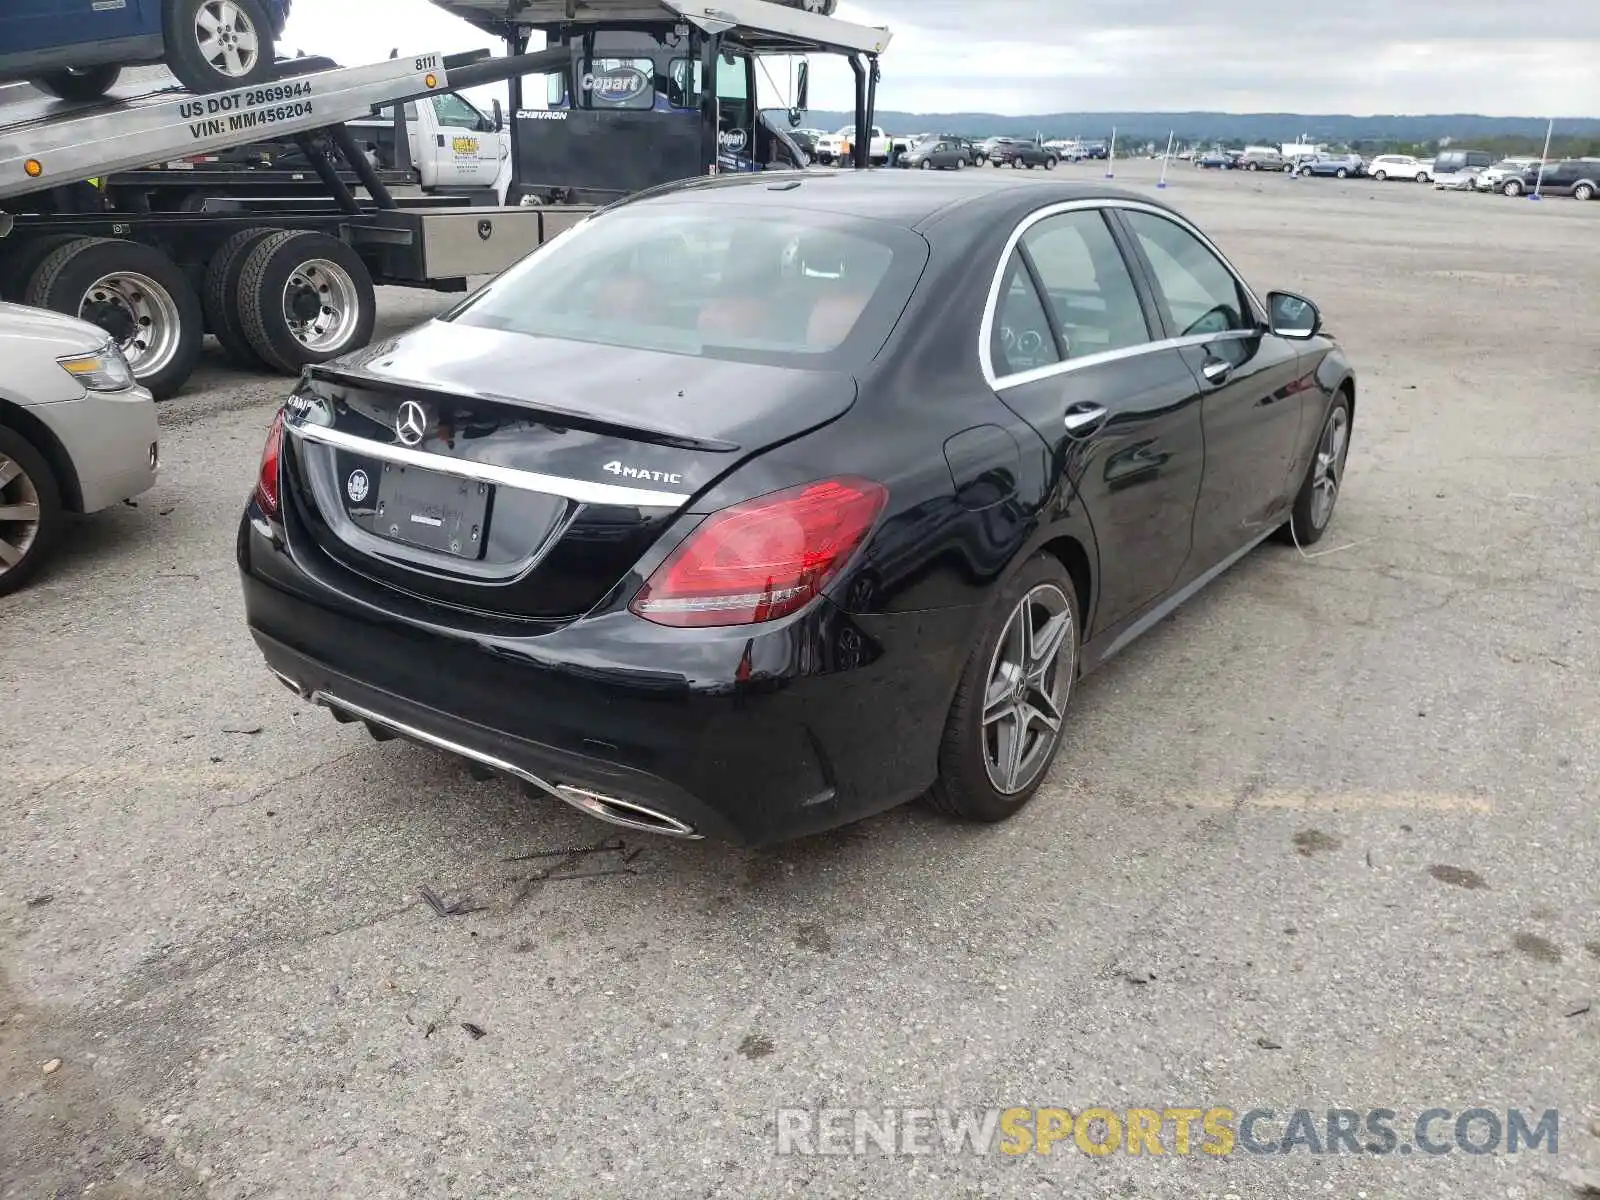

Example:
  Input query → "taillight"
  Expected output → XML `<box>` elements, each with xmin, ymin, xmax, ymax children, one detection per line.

<box><xmin>254</xmin><ymin>409</ymin><xmax>285</xmax><ymax>518</ymax></box>
<box><xmin>630</xmin><ymin>477</ymin><xmax>887</xmax><ymax>628</ymax></box>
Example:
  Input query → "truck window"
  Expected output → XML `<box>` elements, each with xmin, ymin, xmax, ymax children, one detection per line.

<box><xmin>431</xmin><ymin>93</ymin><xmax>485</xmax><ymax>131</ymax></box>
<box><xmin>668</xmin><ymin>58</ymin><xmax>702</xmax><ymax>110</ymax></box>
<box><xmin>717</xmin><ymin>53</ymin><xmax>748</xmax><ymax>102</ymax></box>
<box><xmin>580</xmin><ymin>57</ymin><xmax>656</xmax><ymax>109</ymax></box>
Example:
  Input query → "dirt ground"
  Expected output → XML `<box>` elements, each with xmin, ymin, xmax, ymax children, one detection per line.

<box><xmin>2</xmin><ymin>158</ymin><xmax>1598</xmax><ymax>1199</ymax></box>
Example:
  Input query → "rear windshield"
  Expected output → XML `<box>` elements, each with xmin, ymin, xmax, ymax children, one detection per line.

<box><xmin>447</xmin><ymin>203</ymin><xmax>928</xmax><ymax>369</ymax></box>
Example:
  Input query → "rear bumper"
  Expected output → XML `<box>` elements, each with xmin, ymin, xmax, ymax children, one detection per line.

<box><xmin>238</xmin><ymin>509</ymin><xmax>976</xmax><ymax>845</ymax></box>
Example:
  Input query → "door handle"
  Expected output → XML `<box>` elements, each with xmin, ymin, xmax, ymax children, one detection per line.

<box><xmin>1201</xmin><ymin>357</ymin><xmax>1232</xmax><ymax>385</ymax></box>
<box><xmin>1063</xmin><ymin>402</ymin><xmax>1109</xmax><ymax>437</ymax></box>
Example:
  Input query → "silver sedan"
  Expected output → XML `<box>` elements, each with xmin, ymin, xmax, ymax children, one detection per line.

<box><xmin>0</xmin><ymin>302</ymin><xmax>158</xmax><ymax>595</ymax></box>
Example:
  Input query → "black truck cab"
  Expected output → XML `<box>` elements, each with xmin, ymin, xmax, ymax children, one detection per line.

<box><xmin>428</xmin><ymin>0</ymin><xmax>892</xmax><ymax>205</ymax></box>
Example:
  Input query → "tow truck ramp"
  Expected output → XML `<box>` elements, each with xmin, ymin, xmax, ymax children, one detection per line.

<box><xmin>0</xmin><ymin>54</ymin><xmax>453</xmax><ymax>200</ymax></box>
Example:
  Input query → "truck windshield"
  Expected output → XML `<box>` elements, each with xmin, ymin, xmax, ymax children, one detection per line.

<box><xmin>448</xmin><ymin>205</ymin><xmax>929</xmax><ymax>369</ymax></box>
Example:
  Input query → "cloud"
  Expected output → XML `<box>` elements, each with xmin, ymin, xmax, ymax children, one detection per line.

<box><xmin>278</xmin><ymin>0</ymin><xmax>1600</xmax><ymax>117</ymax></box>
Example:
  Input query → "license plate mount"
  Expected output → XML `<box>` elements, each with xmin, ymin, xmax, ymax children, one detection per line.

<box><xmin>367</xmin><ymin>462</ymin><xmax>490</xmax><ymax>559</ymax></box>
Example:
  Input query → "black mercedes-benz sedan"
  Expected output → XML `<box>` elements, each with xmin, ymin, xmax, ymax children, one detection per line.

<box><xmin>238</xmin><ymin>171</ymin><xmax>1355</xmax><ymax>845</ymax></box>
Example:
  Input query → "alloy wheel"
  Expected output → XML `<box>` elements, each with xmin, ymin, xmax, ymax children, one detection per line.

<box><xmin>195</xmin><ymin>0</ymin><xmax>262</xmax><ymax>78</ymax></box>
<box><xmin>981</xmin><ymin>584</ymin><xmax>1075</xmax><ymax>794</ymax></box>
<box><xmin>79</xmin><ymin>270</ymin><xmax>183</xmax><ymax>381</ymax></box>
<box><xmin>282</xmin><ymin>259</ymin><xmax>361</xmax><ymax>351</ymax></box>
<box><xmin>0</xmin><ymin>453</ymin><xmax>42</xmax><ymax>579</ymax></box>
<box><xmin>1310</xmin><ymin>405</ymin><xmax>1350</xmax><ymax>530</ymax></box>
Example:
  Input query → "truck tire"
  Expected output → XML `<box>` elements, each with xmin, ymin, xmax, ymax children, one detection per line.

<box><xmin>237</xmin><ymin>231</ymin><xmax>376</xmax><ymax>374</ymax></box>
<box><xmin>0</xmin><ymin>426</ymin><xmax>65</xmax><ymax>598</ymax></box>
<box><xmin>162</xmin><ymin>0</ymin><xmax>277</xmax><ymax>94</ymax></box>
<box><xmin>30</xmin><ymin>66</ymin><xmax>122</xmax><ymax>102</ymax></box>
<box><xmin>24</xmin><ymin>238</ymin><xmax>203</xmax><ymax>401</ymax></box>
<box><xmin>204</xmin><ymin>227</ymin><xmax>279</xmax><ymax>369</ymax></box>
<box><xmin>0</xmin><ymin>235</ymin><xmax>82</xmax><ymax>303</ymax></box>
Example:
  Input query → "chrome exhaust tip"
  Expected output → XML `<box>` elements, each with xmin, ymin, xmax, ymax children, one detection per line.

<box><xmin>552</xmin><ymin>784</ymin><xmax>700</xmax><ymax>839</ymax></box>
<box><xmin>270</xmin><ymin>668</ymin><xmax>307</xmax><ymax>697</ymax></box>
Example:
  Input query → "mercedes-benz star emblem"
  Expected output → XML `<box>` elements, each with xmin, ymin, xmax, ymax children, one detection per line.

<box><xmin>395</xmin><ymin>400</ymin><xmax>428</xmax><ymax>446</ymax></box>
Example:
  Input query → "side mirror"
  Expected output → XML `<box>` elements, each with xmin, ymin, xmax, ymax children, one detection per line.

<box><xmin>795</xmin><ymin>59</ymin><xmax>810</xmax><ymax>112</ymax></box>
<box><xmin>787</xmin><ymin>107</ymin><xmax>801</xmax><ymax>127</ymax></box>
<box><xmin>492</xmin><ymin>98</ymin><xmax>504</xmax><ymax>132</ymax></box>
<box><xmin>1267</xmin><ymin>291</ymin><xmax>1320</xmax><ymax>339</ymax></box>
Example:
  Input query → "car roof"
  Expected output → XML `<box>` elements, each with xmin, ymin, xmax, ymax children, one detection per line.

<box><xmin>614</xmin><ymin>169</ymin><xmax>1159</xmax><ymax>230</ymax></box>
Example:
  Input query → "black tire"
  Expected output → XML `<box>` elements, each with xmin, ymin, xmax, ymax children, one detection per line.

<box><xmin>238</xmin><ymin>231</ymin><xmax>376</xmax><ymax>374</ymax></box>
<box><xmin>1415</xmin><ymin>172</ymin><xmax>1429</xmax><ymax>183</ymax></box>
<box><xmin>1335</xmin><ymin>167</ymin><xmax>1348</xmax><ymax>178</ymax></box>
<box><xmin>1247</xmin><ymin>161</ymin><xmax>1259</xmax><ymax>171</ymax></box>
<box><xmin>918</xmin><ymin>159</ymin><xmax>932</xmax><ymax>170</ymax></box>
<box><xmin>1373</xmin><ymin>170</ymin><xmax>1387</xmax><ymax>181</ymax></box>
<box><xmin>1044</xmin><ymin>156</ymin><xmax>1057</xmax><ymax>170</ymax></box>
<box><xmin>1277</xmin><ymin>391</ymin><xmax>1352</xmax><ymax>547</ymax></box>
<box><xmin>0</xmin><ymin>426</ymin><xmax>65</xmax><ymax>598</ymax></box>
<box><xmin>204</xmin><ymin>227</ymin><xmax>279</xmax><ymax>369</ymax></box>
<box><xmin>1502</xmin><ymin>179</ymin><xmax>1523</xmax><ymax>197</ymax></box>
<box><xmin>30</xmin><ymin>65</ymin><xmax>122</xmax><ymax>102</ymax></box>
<box><xmin>23</xmin><ymin>238</ymin><xmax>203</xmax><ymax>401</ymax></box>
<box><xmin>926</xmin><ymin>554</ymin><xmax>1081</xmax><ymax>823</ymax></box>
<box><xmin>1299</xmin><ymin>167</ymin><xmax>1312</xmax><ymax>177</ymax></box>
<box><xmin>161</xmin><ymin>0</ymin><xmax>277</xmax><ymax>94</ymax></box>
<box><xmin>0</xmin><ymin>235</ymin><xmax>82</xmax><ymax>303</ymax></box>
<box><xmin>1575</xmin><ymin>182</ymin><xmax>1597</xmax><ymax>201</ymax></box>
<box><xmin>955</xmin><ymin>156</ymin><xmax>966</xmax><ymax>169</ymax></box>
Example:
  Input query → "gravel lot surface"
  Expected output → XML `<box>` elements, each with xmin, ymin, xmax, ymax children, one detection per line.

<box><xmin>3</xmin><ymin>158</ymin><xmax>1598</xmax><ymax>1199</ymax></box>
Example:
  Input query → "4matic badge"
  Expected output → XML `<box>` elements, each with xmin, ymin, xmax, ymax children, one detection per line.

<box><xmin>603</xmin><ymin>461</ymin><xmax>683</xmax><ymax>485</ymax></box>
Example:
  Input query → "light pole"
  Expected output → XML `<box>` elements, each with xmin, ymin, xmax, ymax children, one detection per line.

<box><xmin>1530</xmin><ymin>118</ymin><xmax>1553</xmax><ymax>201</ymax></box>
<box><xmin>1105</xmin><ymin>126</ymin><xmax>1116</xmax><ymax>179</ymax></box>
<box><xmin>1157</xmin><ymin>130</ymin><xmax>1174</xmax><ymax>189</ymax></box>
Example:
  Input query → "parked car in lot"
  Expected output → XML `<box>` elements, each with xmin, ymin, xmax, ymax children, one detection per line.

<box><xmin>239</xmin><ymin>173</ymin><xmax>1356</xmax><ymax>845</ymax></box>
<box><xmin>1296</xmin><ymin>153</ymin><xmax>1365</xmax><ymax>179</ymax></box>
<box><xmin>1194</xmin><ymin>150</ymin><xmax>1234</xmax><ymax>169</ymax></box>
<box><xmin>1435</xmin><ymin>167</ymin><xmax>1486</xmax><ymax>192</ymax></box>
<box><xmin>1522</xmin><ymin>158</ymin><xmax>1600</xmax><ymax>200</ymax></box>
<box><xmin>0</xmin><ymin>0</ymin><xmax>292</xmax><ymax>101</ymax></box>
<box><xmin>1238</xmin><ymin>148</ymin><xmax>1289</xmax><ymax>172</ymax></box>
<box><xmin>1367</xmin><ymin>154</ymin><xmax>1432</xmax><ymax>182</ymax></box>
<box><xmin>0</xmin><ymin>302</ymin><xmax>157</xmax><ymax>596</ymax></box>
<box><xmin>898</xmin><ymin>135</ymin><xmax>978</xmax><ymax>170</ymax></box>
<box><xmin>1431</xmin><ymin>149</ymin><xmax>1494</xmax><ymax>176</ymax></box>
<box><xmin>986</xmin><ymin>139</ymin><xmax>1059</xmax><ymax>170</ymax></box>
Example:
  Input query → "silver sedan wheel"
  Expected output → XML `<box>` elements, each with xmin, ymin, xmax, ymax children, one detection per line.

<box><xmin>982</xmin><ymin>583</ymin><xmax>1075</xmax><ymax>794</ymax></box>
<box><xmin>1310</xmin><ymin>405</ymin><xmax>1350</xmax><ymax>530</ymax></box>
<box><xmin>0</xmin><ymin>453</ymin><xmax>42</xmax><ymax>578</ymax></box>
<box><xmin>195</xmin><ymin>0</ymin><xmax>262</xmax><ymax>79</ymax></box>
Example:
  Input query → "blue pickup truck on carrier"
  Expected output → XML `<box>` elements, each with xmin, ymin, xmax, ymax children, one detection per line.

<box><xmin>0</xmin><ymin>0</ymin><xmax>291</xmax><ymax>100</ymax></box>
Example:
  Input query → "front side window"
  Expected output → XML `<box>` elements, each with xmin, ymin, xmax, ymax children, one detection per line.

<box><xmin>989</xmin><ymin>251</ymin><xmax>1060</xmax><ymax>378</ymax></box>
<box><xmin>451</xmin><ymin>207</ymin><xmax>926</xmax><ymax>368</ymax></box>
<box><xmin>668</xmin><ymin>58</ymin><xmax>701</xmax><ymax>109</ymax></box>
<box><xmin>716</xmin><ymin>53</ymin><xmax>749</xmax><ymax>102</ymax></box>
<box><xmin>1021</xmin><ymin>210</ymin><xmax>1151</xmax><ymax>357</ymax></box>
<box><xmin>1121</xmin><ymin>211</ymin><xmax>1253</xmax><ymax>337</ymax></box>
<box><xmin>431</xmin><ymin>92</ymin><xmax>485</xmax><ymax>130</ymax></box>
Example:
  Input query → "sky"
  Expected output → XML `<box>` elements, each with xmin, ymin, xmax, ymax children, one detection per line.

<box><xmin>280</xmin><ymin>0</ymin><xmax>1600</xmax><ymax>118</ymax></box>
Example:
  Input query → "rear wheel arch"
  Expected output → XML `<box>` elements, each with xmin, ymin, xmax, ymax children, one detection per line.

<box><xmin>1038</xmin><ymin>534</ymin><xmax>1093</xmax><ymax>639</ymax></box>
<box><xmin>0</xmin><ymin>399</ymin><xmax>83</xmax><ymax>513</ymax></box>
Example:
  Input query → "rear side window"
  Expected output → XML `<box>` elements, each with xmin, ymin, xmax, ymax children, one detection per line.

<box><xmin>451</xmin><ymin>206</ymin><xmax>928</xmax><ymax>368</ymax></box>
<box><xmin>990</xmin><ymin>251</ymin><xmax>1060</xmax><ymax>378</ymax></box>
<box><xmin>1021</xmin><ymin>210</ymin><xmax>1151</xmax><ymax>358</ymax></box>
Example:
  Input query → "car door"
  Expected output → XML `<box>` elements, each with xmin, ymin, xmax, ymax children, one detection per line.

<box><xmin>424</xmin><ymin>92</ymin><xmax>501</xmax><ymax>187</ymax></box>
<box><xmin>986</xmin><ymin>204</ymin><xmax>1206</xmax><ymax>635</ymax></box>
<box><xmin>1115</xmin><ymin>207</ymin><xmax>1306</xmax><ymax>567</ymax></box>
<box><xmin>3</xmin><ymin>0</ymin><xmax>147</xmax><ymax>55</ymax></box>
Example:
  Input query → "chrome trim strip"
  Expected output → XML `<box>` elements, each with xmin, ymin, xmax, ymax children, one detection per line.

<box><xmin>308</xmin><ymin>687</ymin><xmax>703</xmax><ymax>840</ymax></box>
<box><xmin>289</xmin><ymin>421</ymin><xmax>692</xmax><ymax>509</ymax></box>
<box><xmin>1099</xmin><ymin>526</ymin><xmax>1275</xmax><ymax>662</ymax></box>
<box><xmin>979</xmin><ymin>198</ymin><xmax>1269</xmax><ymax>392</ymax></box>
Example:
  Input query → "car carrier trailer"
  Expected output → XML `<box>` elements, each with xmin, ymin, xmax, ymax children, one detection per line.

<box><xmin>0</xmin><ymin>0</ymin><xmax>891</xmax><ymax>399</ymax></box>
